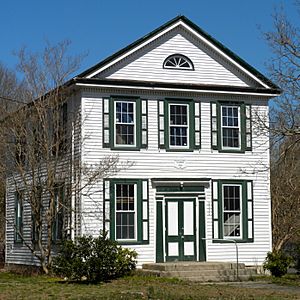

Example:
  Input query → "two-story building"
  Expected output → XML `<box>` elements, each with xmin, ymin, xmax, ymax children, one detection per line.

<box><xmin>6</xmin><ymin>16</ymin><xmax>280</xmax><ymax>268</ymax></box>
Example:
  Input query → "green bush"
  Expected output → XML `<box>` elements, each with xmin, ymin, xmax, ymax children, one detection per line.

<box><xmin>263</xmin><ymin>251</ymin><xmax>293</xmax><ymax>277</ymax></box>
<box><xmin>52</xmin><ymin>232</ymin><xmax>137</xmax><ymax>283</ymax></box>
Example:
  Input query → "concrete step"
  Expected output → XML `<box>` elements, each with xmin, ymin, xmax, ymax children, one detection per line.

<box><xmin>185</xmin><ymin>274</ymin><xmax>254</xmax><ymax>282</ymax></box>
<box><xmin>142</xmin><ymin>262</ymin><xmax>245</xmax><ymax>272</ymax></box>
<box><xmin>159</xmin><ymin>268</ymin><xmax>257</xmax><ymax>278</ymax></box>
<box><xmin>141</xmin><ymin>262</ymin><xmax>259</xmax><ymax>282</ymax></box>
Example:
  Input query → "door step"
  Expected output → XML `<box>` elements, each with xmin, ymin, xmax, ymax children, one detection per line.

<box><xmin>142</xmin><ymin>262</ymin><xmax>258</xmax><ymax>282</ymax></box>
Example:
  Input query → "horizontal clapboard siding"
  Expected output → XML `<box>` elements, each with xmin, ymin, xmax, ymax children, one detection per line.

<box><xmin>80</xmin><ymin>89</ymin><xmax>272</xmax><ymax>266</ymax></box>
<box><xmin>5</xmin><ymin>94</ymin><xmax>83</xmax><ymax>266</ymax></box>
<box><xmin>99</xmin><ymin>27</ymin><xmax>258</xmax><ymax>87</ymax></box>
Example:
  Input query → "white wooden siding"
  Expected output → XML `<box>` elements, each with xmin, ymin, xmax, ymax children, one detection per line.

<box><xmin>98</xmin><ymin>27</ymin><xmax>258</xmax><ymax>88</ymax></box>
<box><xmin>80</xmin><ymin>89</ymin><xmax>272</xmax><ymax>266</ymax></box>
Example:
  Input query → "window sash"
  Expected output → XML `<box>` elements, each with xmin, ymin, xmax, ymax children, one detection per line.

<box><xmin>168</xmin><ymin>103</ymin><xmax>189</xmax><ymax>148</ymax></box>
<box><xmin>115</xmin><ymin>183</ymin><xmax>137</xmax><ymax>241</ymax></box>
<box><xmin>15</xmin><ymin>192</ymin><xmax>23</xmax><ymax>242</ymax></box>
<box><xmin>221</xmin><ymin>105</ymin><xmax>241</xmax><ymax>150</ymax></box>
<box><xmin>222</xmin><ymin>184</ymin><xmax>242</xmax><ymax>239</ymax></box>
<box><xmin>114</xmin><ymin>101</ymin><xmax>136</xmax><ymax>147</ymax></box>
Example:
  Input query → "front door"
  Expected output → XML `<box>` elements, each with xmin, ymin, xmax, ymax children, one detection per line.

<box><xmin>165</xmin><ymin>198</ymin><xmax>196</xmax><ymax>261</ymax></box>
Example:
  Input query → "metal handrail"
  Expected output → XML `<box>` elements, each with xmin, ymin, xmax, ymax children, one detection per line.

<box><xmin>202</xmin><ymin>238</ymin><xmax>239</xmax><ymax>281</ymax></box>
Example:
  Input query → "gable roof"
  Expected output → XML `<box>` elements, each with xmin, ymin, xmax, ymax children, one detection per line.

<box><xmin>75</xmin><ymin>15</ymin><xmax>280</xmax><ymax>94</ymax></box>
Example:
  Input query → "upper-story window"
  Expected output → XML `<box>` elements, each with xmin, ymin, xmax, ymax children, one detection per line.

<box><xmin>169</xmin><ymin>103</ymin><xmax>189</xmax><ymax>148</ymax></box>
<box><xmin>103</xmin><ymin>97</ymin><xmax>148</xmax><ymax>150</ymax></box>
<box><xmin>221</xmin><ymin>105</ymin><xmax>240</xmax><ymax>149</ymax></box>
<box><xmin>211</xmin><ymin>101</ymin><xmax>252</xmax><ymax>152</ymax></box>
<box><xmin>115</xmin><ymin>101</ymin><xmax>136</xmax><ymax>146</ymax></box>
<box><xmin>163</xmin><ymin>54</ymin><xmax>194</xmax><ymax>70</ymax></box>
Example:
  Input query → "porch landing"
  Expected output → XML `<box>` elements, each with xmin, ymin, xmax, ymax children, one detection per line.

<box><xmin>142</xmin><ymin>262</ymin><xmax>258</xmax><ymax>282</ymax></box>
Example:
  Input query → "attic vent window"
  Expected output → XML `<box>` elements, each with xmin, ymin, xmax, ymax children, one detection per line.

<box><xmin>163</xmin><ymin>54</ymin><xmax>194</xmax><ymax>70</ymax></box>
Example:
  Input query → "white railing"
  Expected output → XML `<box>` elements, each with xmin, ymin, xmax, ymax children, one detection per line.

<box><xmin>202</xmin><ymin>238</ymin><xmax>239</xmax><ymax>281</ymax></box>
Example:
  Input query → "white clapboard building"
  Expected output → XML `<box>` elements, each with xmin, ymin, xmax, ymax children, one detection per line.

<box><xmin>6</xmin><ymin>16</ymin><xmax>280</xmax><ymax>267</ymax></box>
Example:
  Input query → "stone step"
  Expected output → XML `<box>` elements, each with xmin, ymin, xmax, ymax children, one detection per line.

<box><xmin>142</xmin><ymin>262</ymin><xmax>245</xmax><ymax>272</ymax></box>
<box><xmin>159</xmin><ymin>268</ymin><xmax>257</xmax><ymax>278</ymax></box>
<box><xmin>184</xmin><ymin>274</ymin><xmax>254</xmax><ymax>282</ymax></box>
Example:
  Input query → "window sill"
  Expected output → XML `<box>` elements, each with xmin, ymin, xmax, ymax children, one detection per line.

<box><xmin>116</xmin><ymin>240</ymin><xmax>149</xmax><ymax>246</ymax></box>
<box><xmin>110</xmin><ymin>146</ymin><xmax>141</xmax><ymax>151</ymax></box>
<box><xmin>212</xmin><ymin>238</ymin><xmax>253</xmax><ymax>244</ymax></box>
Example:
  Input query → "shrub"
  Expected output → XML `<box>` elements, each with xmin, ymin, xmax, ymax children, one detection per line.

<box><xmin>52</xmin><ymin>232</ymin><xmax>137</xmax><ymax>283</ymax></box>
<box><xmin>263</xmin><ymin>251</ymin><xmax>293</xmax><ymax>277</ymax></box>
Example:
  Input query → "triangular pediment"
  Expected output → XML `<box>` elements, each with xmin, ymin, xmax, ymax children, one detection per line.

<box><xmin>77</xmin><ymin>16</ymin><xmax>279</xmax><ymax>92</ymax></box>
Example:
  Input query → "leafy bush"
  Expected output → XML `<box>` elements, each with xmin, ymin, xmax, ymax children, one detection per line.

<box><xmin>263</xmin><ymin>251</ymin><xmax>293</xmax><ymax>277</ymax></box>
<box><xmin>52</xmin><ymin>232</ymin><xmax>137</xmax><ymax>283</ymax></box>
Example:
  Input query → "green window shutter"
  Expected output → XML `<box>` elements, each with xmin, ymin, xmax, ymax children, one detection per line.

<box><xmin>141</xmin><ymin>99</ymin><xmax>148</xmax><ymax>148</ymax></box>
<box><xmin>158</xmin><ymin>100</ymin><xmax>165</xmax><ymax>149</ymax></box>
<box><xmin>245</xmin><ymin>104</ymin><xmax>252</xmax><ymax>151</ymax></box>
<box><xmin>103</xmin><ymin>180</ymin><xmax>111</xmax><ymax>236</ymax></box>
<box><xmin>194</xmin><ymin>101</ymin><xmax>201</xmax><ymax>149</ymax></box>
<box><xmin>211</xmin><ymin>102</ymin><xmax>218</xmax><ymax>150</ymax></box>
<box><xmin>102</xmin><ymin>97</ymin><xmax>111</xmax><ymax>148</ymax></box>
<box><xmin>212</xmin><ymin>180</ymin><xmax>220</xmax><ymax>239</ymax></box>
<box><xmin>141</xmin><ymin>180</ymin><xmax>149</xmax><ymax>243</ymax></box>
<box><xmin>246</xmin><ymin>181</ymin><xmax>254</xmax><ymax>241</ymax></box>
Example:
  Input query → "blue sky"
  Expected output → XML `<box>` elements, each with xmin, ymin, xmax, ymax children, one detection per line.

<box><xmin>0</xmin><ymin>0</ymin><xmax>298</xmax><ymax>78</ymax></box>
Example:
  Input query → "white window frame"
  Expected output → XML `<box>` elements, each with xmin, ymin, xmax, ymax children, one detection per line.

<box><xmin>115</xmin><ymin>183</ymin><xmax>137</xmax><ymax>242</ymax></box>
<box><xmin>222</xmin><ymin>184</ymin><xmax>242</xmax><ymax>239</ymax></box>
<box><xmin>220</xmin><ymin>105</ymin><xmax>241</xmax><ymax>150</ymax></box>
<box><xmin>114</xmin><ymin>100</ymin><xmax>136</xmax><ymax>147</ymax></box>
<box><xmin>168</xmin><ymin>103</ymin><xmax>189</xmax><ymax>149</ymax></box>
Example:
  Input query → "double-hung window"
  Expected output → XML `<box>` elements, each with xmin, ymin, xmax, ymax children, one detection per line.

<box><xmin>52</xmin><ymin>184</ymin><xmax>64</xmax><ymax>241</ymax></box>
<box><xmin>157</xmin><ymin>99</ymin><xmax>200</xmax><ymax>151</ymax></box>
<box><xmin>212</xmin><ymin>180</ymin><xmax>254</xmax><ymax>242</ymax></box>
<box><xmin>169</xmin><ymin>104</ymin><xmax>189</xmax><ymax>148</ymax></box>
<box><xmin>221</xmin><ymin>105</ymin><xmax>240</xmax><ymax>150</ymax></box>
<box><xmin>103</xmin><ymin>97</ymin><xmax>148</xmax><ymax>149</ymax></box>
<box><xmin>115</xmin><ymin>101</ymin><xmax>136</xmax><ymax>147</ymax></box>
<box><xmin>104</xmin><ymin>179</ymin><xmax>149</xmax><ymax>244</ymax></box>
<box><xmin>115</xmin><ymin>183</ymin><xmax>136</xmax><ymax>240</ymax></box>
<box><xmin>211</xmin><ymin>102</ymin><xmax>252</xmax><ymax>152</ymax></box>
<box><xmin>223</xmin><ymin>184</ymin><xmax>242</xmax><ymax>238</ymax></box>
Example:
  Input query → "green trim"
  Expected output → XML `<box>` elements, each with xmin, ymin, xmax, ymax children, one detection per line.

<box><xmin>76</xmin><ymin>16</ymin><xmax>280</xmax><ymax>92</ymax></box>
<box><xmin>214</xmin><ymin>180</ymin><xmax>254</xmax><ymax>243</ymax></box>
<box><xmin>212</xmin><ymin>101</ymin><xmax>252</xmax><ymax>153</ymax></box>
<box><xmin>106</xmin><ymin>96</ymin><xmax>147</xmax><ymax>151</ymax></box>
<box><xmin>109</xmin><ymin>179</ymin><xmax>149</xmax><ymax>245</ymax></box>
<box><xmin>199</xmin><ymin>201</ymin><xmax>206</xmax><ymax>261</ymax></box>
<box><xmin>156</xmin><ymin>185</ymin><xmax>204</xmax><ymax>193</ymax></box>
<box><xmin>164</xmin><ymin>99</ymin><xmax>195</xmax><ymax>151</ymax></box>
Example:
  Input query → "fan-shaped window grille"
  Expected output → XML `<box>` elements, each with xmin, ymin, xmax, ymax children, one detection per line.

<box><xmin>163</xmin><ymin>54</ymin><xmax>194</xmax><ymax>70</ymax></box>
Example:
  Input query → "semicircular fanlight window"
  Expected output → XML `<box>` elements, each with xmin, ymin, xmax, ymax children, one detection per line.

<box><xmin>163</xmin><ymin>54</ymin><xmax>194</xmax><ymax>70</ymax></box>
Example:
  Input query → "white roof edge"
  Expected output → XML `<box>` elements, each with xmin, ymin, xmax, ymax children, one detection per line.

<box><xmin>75</xmin><ymin>83</ymin><xmax>278</xmax><ymax>97</ymax></box>
<box><xmin>85</xmin><ymin>19</ymin><xmax>272</xmax><ymax>90</ymax></box>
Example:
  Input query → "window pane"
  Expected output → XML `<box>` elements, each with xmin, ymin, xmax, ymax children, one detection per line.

<box><xmin>115</xmin><ymin>184</ymin><xmax>135</xmax><ymax>240</ymax></box>
<box><xmin>223</xmin><ymin>185</ymin><xmax>241</xmax><ymax>238</ymax></box>
<box><xmin>115</xmin><ymin>101</ymin><xmax>135</xmax><ymax>146</ymax></box>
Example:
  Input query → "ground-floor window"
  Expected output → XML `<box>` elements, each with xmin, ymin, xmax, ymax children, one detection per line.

<box><xmin>212</xmin><ymin>180</ymin><xmax>253</xmax><ymax>242</ymax></box>
<box><xmin>104</xmin><ymin>179</ymin><xmax>149</xmax><ymax>245</ymax></box>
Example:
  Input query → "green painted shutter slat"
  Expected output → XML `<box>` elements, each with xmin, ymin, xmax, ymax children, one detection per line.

<box><xmin>102</xmin><ymin>97</ymin><xmax>111</xmax><ymax>148</ymax></box>
<box><xmin>212</xmin><ymin>180</ymin><xmax>220</xmax><ymax>239</ymax></box>
<box><xmin>141</xmin><ymin>99</ymin><xmax>148</xmax><ymax>148</ymax></box>
<box><xmin>211</xmin><ymin>102</ymin><xmax>218</xmax><ymax>150</ymax></box>
<box><xmin>245</xmin><ymin>104</ymin><xmax>252</xmax><ymax>151</ymax></box>
<box><xmin>158</xmin><ymin>100</ymin><xmax>165</xmax><ymax>149</ymax></box>
<box><xmin>246</xmin><ymin>181</ymin><xmax>254</xmax><ymax>241</ymax></box>
<box><xmin>141</xmin><ymin>180</ymin><xmax>149</xmax><ymax>243</ymax></box>
<box><xmin>194</xmin><ymin>101</ymin><xmax>201</xmax><ymax>149</ymax></box>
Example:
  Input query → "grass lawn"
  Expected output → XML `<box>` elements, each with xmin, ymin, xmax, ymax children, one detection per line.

<box><xmin>0</xmin><ymin>271</ymin><xmax>299</xmax><ymax>299</ymax></box>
